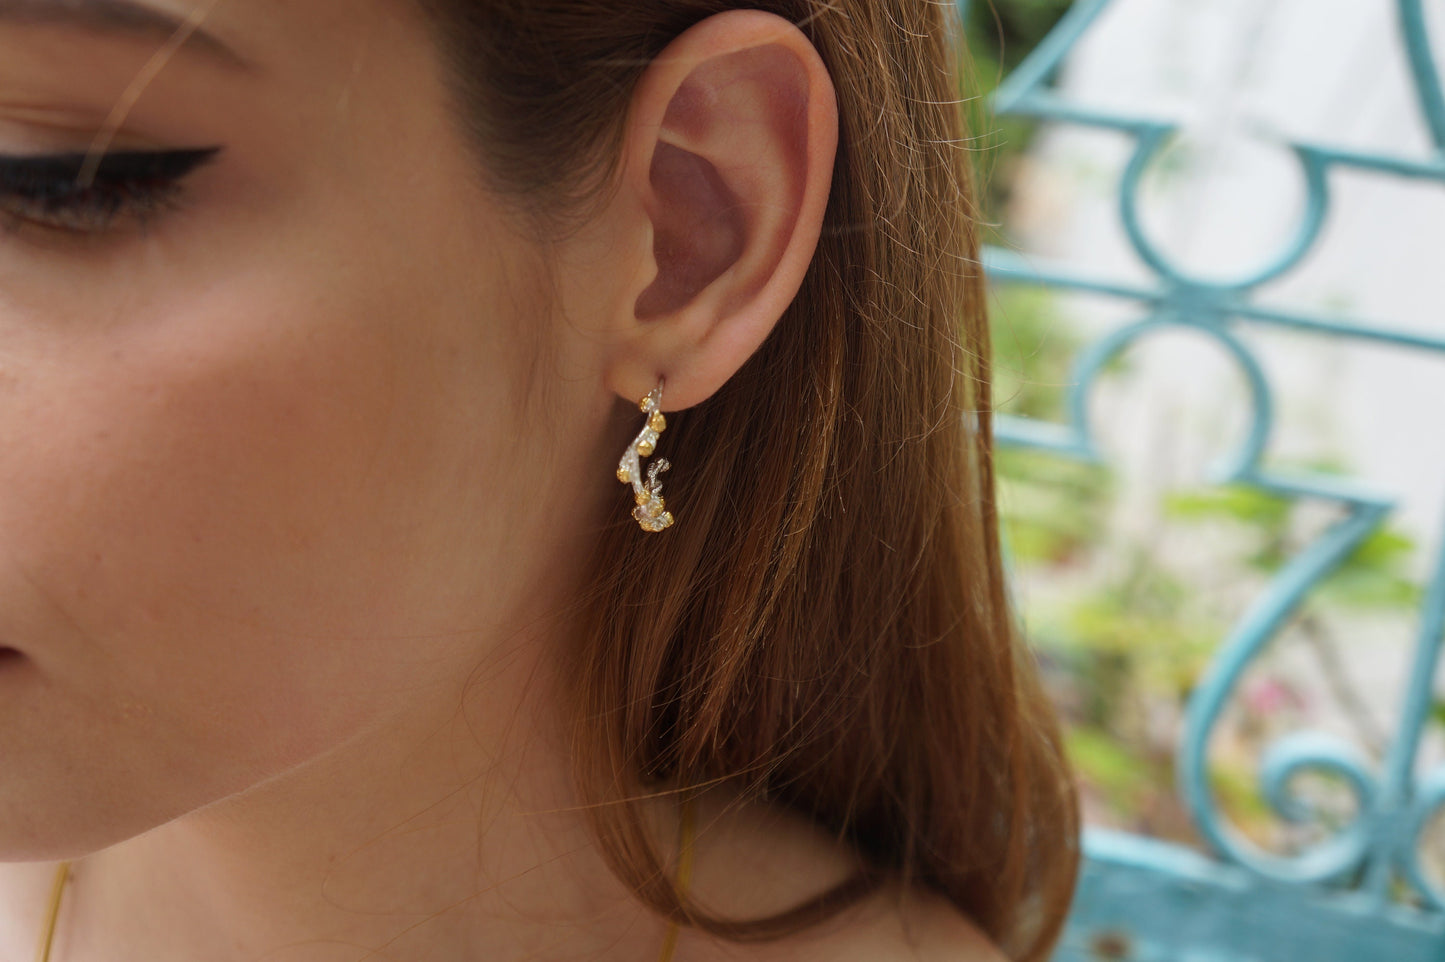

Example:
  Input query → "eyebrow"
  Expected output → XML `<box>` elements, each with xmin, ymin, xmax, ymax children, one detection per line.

<box><xmin>0</xmin><ymin>0</ymin><xmax>250</xmax><ymax>71</ymax></box>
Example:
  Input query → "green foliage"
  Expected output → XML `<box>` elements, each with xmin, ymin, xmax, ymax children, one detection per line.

<box><xmin>1064</xmin><ymin>566</ymin><xmax>1220</xmax><ymax>696</ymax></box>
<box><xmin>1164</xmin><ymin>485</ymin><xmax>1296</xmax><ymax>572</ymax></box>
<box><xmin>991</xmin><ymin>285</ymin><xmax>1082</xmax><ymax>421</ymax></box>
<box><xmin>1324</xmin><ymin>528</ymin><xmax>1423</xmax><ymax>608</ymax></box>
<box><xmin>997</xmin><ymin>447</ymin><xmax>1111</xmax><ymax>564</ymax></box>
<box><xmin>1066</xmin><ymin>726</ymin><xmax>1156</xmax><ymax>813</ymax></box>
<box><xmin>1065</xmin><ymin>731</ymin><xmax>1274</xmax><ymax>836</ymax></box>
<box><xmin>962</xmin><ymin>0</ymin><xmax>1076</xmax><ymax>234</ymax></box>
<box><xmin>1208</xmin><ymin>763</ymin><xmax>1274</xmax><ymax>830</ymax></box>
<box><xmin>1165</xmin><ymin>485</ymin><xmax>1291</xmax><ymax>528</ymax></box>
<box><xmin>963</xmin><ymin>0</ymin><xmax>1076</xmax><ymax>99</ymax></box>
<box><xmin>1164</xmin><ymin>484</ymin><xmax>1422</xmax><ymax>611</ymax></box>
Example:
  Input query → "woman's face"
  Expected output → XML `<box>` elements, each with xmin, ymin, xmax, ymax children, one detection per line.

<box><xmin>0</xmin><ymin>0</ymin><xmax>610</xmax><ymax>858</ymax></box>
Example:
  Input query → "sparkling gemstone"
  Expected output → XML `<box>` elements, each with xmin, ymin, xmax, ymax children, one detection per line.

<box><xmin>637</xmin><ymin>511</ymin><xmax>673</xmax><ymax>533</ymax></box>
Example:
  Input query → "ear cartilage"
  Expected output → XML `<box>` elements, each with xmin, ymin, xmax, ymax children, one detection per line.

<box><xmin>617</xmin><ymin>382</ymin><xmax>675</xmax><ymax>532</ymax></box>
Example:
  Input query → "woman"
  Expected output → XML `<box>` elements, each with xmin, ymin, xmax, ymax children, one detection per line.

<box><xmin>0</xmin><ymin>0</ymin><xmax>1079</xmax><ymax>959</ymax></box>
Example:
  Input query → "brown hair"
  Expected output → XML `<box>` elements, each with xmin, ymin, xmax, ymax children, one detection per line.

<box><xmin>416</xmin><ymin>1</ymin><xmax>1080</xmax><ymax>959</ymax></box>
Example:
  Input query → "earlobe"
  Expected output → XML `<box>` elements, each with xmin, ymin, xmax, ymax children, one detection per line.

<box><xmin>607</xmin><ymin>11</ymin><xmax>838</xmax><ymax>411</ymax></box>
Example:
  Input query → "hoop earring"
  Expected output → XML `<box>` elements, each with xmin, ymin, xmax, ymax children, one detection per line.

<box><xmin>616</xmin><ymin>381</ymin><xmax>675</xmax><ymax>533</ymax></box>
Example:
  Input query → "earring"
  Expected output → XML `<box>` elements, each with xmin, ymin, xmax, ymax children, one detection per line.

<box><xmin>616</xmin><ymin>381</ymin><xmax>675</xmax><ymax>533</ymax></box>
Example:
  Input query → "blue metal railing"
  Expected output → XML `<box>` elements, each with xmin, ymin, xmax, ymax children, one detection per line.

<box><xmin>971</xmin><ymin>1</ymin><xmax>1445</xmax><ymax>957</ymax></box>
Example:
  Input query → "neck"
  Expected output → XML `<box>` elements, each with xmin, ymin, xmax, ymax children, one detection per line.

<box><xmin>51</xmin><ymin>636</ymin><xmax>663</xmax><ymax>962</ymax></box>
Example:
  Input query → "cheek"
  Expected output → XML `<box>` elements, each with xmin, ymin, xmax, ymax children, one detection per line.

<box><xmin>0</xmin><ymin>273</ymin><xmax>488</xmax><ymax>834</ymax></box>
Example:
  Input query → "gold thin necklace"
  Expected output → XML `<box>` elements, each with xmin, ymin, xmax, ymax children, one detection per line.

<box><xmin>35</xmin><ymin>860</ymin><xmax>70</xmax><ymax>962</ymax></box>
<box><xmin>656</xmin><ymin>793</ymin><xmax>697</xmax><ymax>962</ymax></box>
<box><xmin>36</xmin><ymin>800</ymin><xmax>698</xmax><ymax>962</ymax></box>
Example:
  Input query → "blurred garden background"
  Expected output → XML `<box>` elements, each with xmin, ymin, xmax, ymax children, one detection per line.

<box><xmin>966</xmin><ymin>0</ymin><xmax>1445</xmax><ymax>892</ymax></box>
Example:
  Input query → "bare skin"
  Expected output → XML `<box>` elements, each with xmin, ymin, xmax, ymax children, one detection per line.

<box><xmin>2</xmin><ymin>793</ymin><xmax>1006</xmax><ymax>962</ymax></box>
<box><xmin>0</xmin><ymin>1</ymin><xmax>1003</xmax><ymax>959</ymax></box>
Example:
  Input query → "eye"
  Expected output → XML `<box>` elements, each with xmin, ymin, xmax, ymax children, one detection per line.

<box><xmin>0</xmin><ymin>147</ymin><xmax>222</xmax><ymax>236</ymax></box>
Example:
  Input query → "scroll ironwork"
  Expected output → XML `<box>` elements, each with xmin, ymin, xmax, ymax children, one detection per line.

<box><xmin>975</xmin><ymin>0</ymin><xmax>1445</xmax><ymax>920</ymax></box>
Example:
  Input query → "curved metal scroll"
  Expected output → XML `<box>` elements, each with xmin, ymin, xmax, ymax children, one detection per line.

<box><xmin>976</xmin><ymin>0</ymin><xmax>1445</xmax><ymax>909</ymax></box>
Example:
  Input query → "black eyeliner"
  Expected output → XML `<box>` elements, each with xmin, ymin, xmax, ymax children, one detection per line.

<box><xmin>0</xmin><ymin>147</ymin><xmax>223</xmax><ymax>197</ymax></box>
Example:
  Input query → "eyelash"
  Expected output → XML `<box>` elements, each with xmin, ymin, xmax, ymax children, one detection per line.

<box><xmin>0</xmin><ymin>147</ymin><xmax>221</xmax><ymax>237</ymax></box>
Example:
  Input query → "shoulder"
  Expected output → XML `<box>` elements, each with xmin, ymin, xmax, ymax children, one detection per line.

<box><xmin>669</xmin><ymin>787</ymin><xmax>1008</xmax><ymax>962</ymax></box>
<box><xmin>682</xmin><ymin>883</ymin><xmax>1008</xmax><ymax>962</ymax></box>
<box><xmin>786</xmin><ymin>885</ymin><xmax>1008</xmax><ymax>962</ymax></box>
<box><xmin>0</xmin><ymin>859</ymin><xmax>66</xmax><ymax>961</ymax></box>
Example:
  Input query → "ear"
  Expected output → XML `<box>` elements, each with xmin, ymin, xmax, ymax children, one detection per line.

<box><xmin>600</xmin><ymin>10</ymin><xmax>839</xmax><ymax>411</ymax></box>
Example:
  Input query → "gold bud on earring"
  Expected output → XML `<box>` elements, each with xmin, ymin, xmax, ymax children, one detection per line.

<box><xmin>617</xmin><ymin>380</ymin><xmax>675</xmax><ymax>533</ymax></box>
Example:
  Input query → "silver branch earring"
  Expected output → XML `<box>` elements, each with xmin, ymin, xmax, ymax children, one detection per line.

<box><xmin>616</xmin><ymin>380</ymin><xmax>675</xmax><ymax>533</ymax></box>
